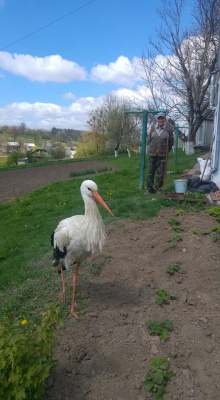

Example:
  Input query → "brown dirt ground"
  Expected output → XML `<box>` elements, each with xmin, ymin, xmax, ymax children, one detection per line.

<box><xmin>1</xmin><ymin>162</ymin><xmax>220</xmax><ymax>399</ymax></box>
<box><xmin>0</xmin><ymin>161</ymin><xmax>115</xmax><ymax>204</ymax></box>
<box><xmin>46</xmin><ymin>210</ymin><xmax>220</xmax><ymax>400</ymax></box>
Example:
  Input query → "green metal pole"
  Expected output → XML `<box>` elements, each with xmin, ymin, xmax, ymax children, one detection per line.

<box><xmin>174</xmin><ymin>127</ymin><xmax>179</xmax><ymax>166</ymax></box>
<box><xmin>139</xmin><ymin>110</ymin><xmax>148</xmax><ymax>189</ymax></box>
<box><xmin>125</xmin><ymin>109</ymin><xmax>167</xmax><ymax>190</ymax></box>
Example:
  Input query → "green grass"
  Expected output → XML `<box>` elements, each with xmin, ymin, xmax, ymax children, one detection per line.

<box><xmin>0</xmin><ymin>150</ymin><xmax>207</xmax><ymax>323</ymax></box>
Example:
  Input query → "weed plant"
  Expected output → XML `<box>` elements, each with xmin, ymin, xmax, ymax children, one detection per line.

<box><xmin>147</xmin><ymin>319</ymin><xmax>173</xmax><ymax>341</ymax></box>
<box><xmin>144</xmin><ymin>357</ymin><xmax>175</xmax><ymax>399</ymax></box>
<box><xmin>166</xmin><ymin>264</ymin><xmax>181</xmax><ymax>275</ymax></box>
<box><xmin>206</xmin><ymin>207</ymin><xmax>220</xmax><ymax>222</ymax></box>
<box><xmin>0</xmin><ymin>304</ymin><xmax>62</xmax><ymax>400</ymax></box>
<box><xmin>169</xmin><ymin>234</ymin><xmax>183</xmax><ymax>242</ymax></box>
<box><xmin>168</xmin><ymin>219</ymin><xmax>184</xmax><ymax>233</ymax></box>
<box><xmin>155</xmin><ymin>289</ymin><xmax>177</xmax><ymax>305</ymax></box>
<box><xmin>211</xmin><ymin>226</ymin><xmax>220</xmax><ymax>242</ymax></box>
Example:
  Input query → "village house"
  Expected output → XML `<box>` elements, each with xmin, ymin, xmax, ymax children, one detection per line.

<box><xmin>210</xmin><ymin>43</ymin><xmax>220</xmax><ymax>189</ymax></box>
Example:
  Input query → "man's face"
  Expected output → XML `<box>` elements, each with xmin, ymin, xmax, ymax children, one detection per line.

<box><xmin>157</xmin><ymin>116</ymin><xmax>166</xmax><ymax>126</ymax></box>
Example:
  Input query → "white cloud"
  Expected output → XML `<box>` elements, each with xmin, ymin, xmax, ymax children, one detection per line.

<box><xmin>0</xmin><ymin>51</ymin><xmax>157</xmax><ymax>130</ymax></box>
<box><xmin>90</xmin><ymin>56</ymin><xmax>140</xmax><ymax>86</ymax></box>
<box><xmin>0</xmin><ymin>52</ymin><xmax>87</xmax><ymax>82</ymax></box>
<box><xmin>0</xmin><ymin>96</ymin><xmax>103</xmax><ymax>130</ymax></box>
<box><xmin>0</xmin><ymin>51</ymin><xmax>143</xmax><ymax>86</ymax></box>
<box><xmin>63</xmin><ymin>92</ymin><xmax>76</xmax><ymax>100</ymax></box>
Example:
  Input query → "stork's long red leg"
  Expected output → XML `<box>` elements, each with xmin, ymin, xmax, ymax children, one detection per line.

<box><xmin>60</xmin><ymin>263</ymin><xmax>66</xmax><ymax>304</ymax></box>
<box><xmin>69</xmin><ymin>262</ymin><xmax>80</xmax><ymax>317</ymax></box>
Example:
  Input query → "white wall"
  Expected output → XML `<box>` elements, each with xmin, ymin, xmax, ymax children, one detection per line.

<box><xmin>211</xmin><ymin>76</ymin><xmax>220</xmax><ymax>189</ymax></box>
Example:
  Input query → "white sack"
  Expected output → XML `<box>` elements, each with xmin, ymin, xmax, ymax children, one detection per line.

<box><xmin>197</xmin><ymin>158</ymin><xmax>211</xmax><ymax>181</ymax></box>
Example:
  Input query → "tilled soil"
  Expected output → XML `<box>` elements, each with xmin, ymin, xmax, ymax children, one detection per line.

<box><xmin>0</xmin><ymin>161</ymin><xmax>115</xmax><ymax>203</ymax></box>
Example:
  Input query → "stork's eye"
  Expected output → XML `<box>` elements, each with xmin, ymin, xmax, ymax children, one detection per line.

<box><xmin>88</xmin><ymin>187</ymin><xmax>92</xmax><ymax>191</ymax></box>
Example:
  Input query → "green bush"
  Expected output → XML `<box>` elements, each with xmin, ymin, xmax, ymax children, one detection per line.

<box><xmin>6</xmin><ymin>151</ymin><xmax>26</xmax><ymax>166</ymax></box>
<box><xmin>0</xmin><ymin>304</ymin><xmax>62</xmax><ymax>400</ymax></box>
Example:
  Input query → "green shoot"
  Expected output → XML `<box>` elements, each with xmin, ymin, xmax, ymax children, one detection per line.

<box><xmin>168</xmin><ymin>219</ymin><xmax>181</xmax><ymax>227</ymax></box>
<box><xmin>147</xmin><ymin>319</ymin><xmax>173</xmax><ymax>341</ymax></box>
<box><xmin>155</xmin><ymin>289</ymin><xmax>177</xmax><ymax>306</ymax></box>
<box><xmin>190</xmin><ymin>228</ymin><xmax>198</xmax><ymax>234</ymax></box>
<box><xmin>166</xmin><ymin>264</ymin><xmax>181</xmax><ymax>275</ymax></box>
<box><xmin>144</xmin><ymin>357</ymin><xmax>175</xmax><ymax>399</ymax></box>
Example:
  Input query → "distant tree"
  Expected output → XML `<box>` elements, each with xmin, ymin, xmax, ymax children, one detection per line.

<box><xmin>19</xmin><ymin>123</ymin><xmax>27</xmax><ymax>135</ymax></box>
<box><xmin>139</xmin><ymin>0</ymin><xmax>220</xmax><ymax>143</ymax></box>
<box><xmin>87</xmin><ymin>108</ymin><xmax>108</xmax><ymax>154</ymax></box>
<box><xmin>50</xmin><ymin>127</ymin><xmax>82</xmax><ymax>141</ymax></box>
<box><xmin>51</xmin><ymin>127</ymin><xmax>57</xmax><ymax>136</ymax></box>
<box><xmin>104</xmin><ymin>94</ymin><xmax>140</xmax><ymax>152</ymax></box>
<box><xmin>50</xmin><ymin>144</ymin><xmax>66</xmax><ymax>160</ymax></box>
<box><xmin>75</xmin><ymin>131</ymin><xmax>107</xmax><ymax>157</ymax></box>
<box><xmin>57</xmin><ymin>131</ymin><xmax>68</xmax><ymax>143</ymax></box>
<box><xmin>6</xmin><ymin>151</ymin><xmax>26</xmax><ymax>166</ymax></box>
<box><xmin>31</xmin><ymin>130</ymin><xmax>40</xmax><ymax>144</ymax></box>
<box><xmin>87</xmin><ymin>94</ymin><xmax>141</xmax><ymax>155</ymax></box>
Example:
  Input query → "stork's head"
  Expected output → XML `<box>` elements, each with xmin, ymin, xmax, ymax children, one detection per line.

<box><xmin>80</xmin><ymin>180</ymin><xmax>98</xmax><ymax>197</ymax></box>
<box><xmin>80</xmin><ymin>180</ymin><xmax>114</xmax><ymax>216</ymax></box>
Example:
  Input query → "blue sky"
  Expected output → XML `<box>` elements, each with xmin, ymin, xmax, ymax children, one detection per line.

<box><xmin>0</xmin><ymin>0</ymin><xmax>193</xmax><ymax>131</ymax></box>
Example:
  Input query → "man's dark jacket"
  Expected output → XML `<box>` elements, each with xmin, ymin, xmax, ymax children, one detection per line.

<box><xmin>147</xmin><ymin>122</ymin><xmax>174</xmax><ymax>157</ymax></box>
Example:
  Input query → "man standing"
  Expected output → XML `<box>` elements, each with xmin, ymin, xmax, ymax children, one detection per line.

<box><xmin>145</xmin><ymin>113</ymin><xmax>174</xmax><ymax>194</ymax></box>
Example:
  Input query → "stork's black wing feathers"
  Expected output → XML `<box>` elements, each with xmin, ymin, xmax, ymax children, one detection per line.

<box><xmin>51</xmin><ymin>231</ymin><xmax>67</xmax><ymax>261</ymax></box>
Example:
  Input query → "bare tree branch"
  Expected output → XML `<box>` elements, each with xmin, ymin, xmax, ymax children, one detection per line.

<box><xmin>139</xmin><ymin>0</ymin><xmax>219</xmax><ymax>142</ymax></box>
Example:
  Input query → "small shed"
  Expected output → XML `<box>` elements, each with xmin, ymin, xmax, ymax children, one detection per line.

<box><xmin>17</xmin><ymin>158</ymin><xmax>28</xmax><ymax>165</ymax></box>
<box><xmin>31</xmin><ymin>148</ymin><xmax>51</xmax><ymax>162</ymax></box>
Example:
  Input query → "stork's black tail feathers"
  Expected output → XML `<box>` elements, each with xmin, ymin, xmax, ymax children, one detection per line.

<box><xmin>50</xmin><ymin>231</ymin><xmax>55</xmax><ymax>247</ymax></box>
<box><xmin>51</xmin><ymin>231</ymin><xmax>67</xmax><ymax>273</ymax></box>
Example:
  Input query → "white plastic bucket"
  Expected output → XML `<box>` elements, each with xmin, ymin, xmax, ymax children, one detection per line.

<box><xmin>174</xmin><ymin>179</ymin><xmax>188</xmax><ymax>194</ymax></box>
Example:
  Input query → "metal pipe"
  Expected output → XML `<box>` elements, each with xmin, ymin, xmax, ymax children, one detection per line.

<box><xmin>211</xmin><ymin>107</ymin><xmax>220</xmax><ymax>173</ymax></box>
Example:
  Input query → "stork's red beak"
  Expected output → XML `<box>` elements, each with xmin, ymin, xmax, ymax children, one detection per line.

<box><xmin>93</xmin><ymin>192</ymin><xmax>114</xmax><ymax>216</ymax></box>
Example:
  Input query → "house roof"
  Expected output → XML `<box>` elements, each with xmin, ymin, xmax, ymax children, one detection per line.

<box><xmin>7</xmin><ymin>141</ymin><xmax>19</xmax><ymax>146</ymax></box>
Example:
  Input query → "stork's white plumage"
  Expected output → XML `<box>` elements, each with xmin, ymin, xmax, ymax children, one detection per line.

<box><xmin>51</xmin><ymin>179</ymin><xmax>113</xmax><ymax>316</ymax></box>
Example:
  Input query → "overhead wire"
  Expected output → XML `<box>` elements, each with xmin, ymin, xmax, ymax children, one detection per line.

<box><xmin>0</xmin><ymin>0</ymin><xmax>96</xmax><ymax>51</ymax></box>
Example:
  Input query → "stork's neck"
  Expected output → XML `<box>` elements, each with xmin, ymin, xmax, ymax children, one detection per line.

<box><xmin>83</xmin><ymin>195</ymin><xmax>101</xmax><ymax>221</ymax></box>
<box><xmin>81</xmin><ymin>193</ymin><xmax>106</xmax><ymax>253</ymax></box>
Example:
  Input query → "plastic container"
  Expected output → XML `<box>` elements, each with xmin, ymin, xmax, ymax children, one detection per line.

<box><xmin>174</xmin><ymin>179</ymin><xmax>188</xmax><ymax>194</ymax></box>
<box><xmin>197</xmin><ymin>158</ymin><xmax>211</xmax><ymax>181</ymax></box>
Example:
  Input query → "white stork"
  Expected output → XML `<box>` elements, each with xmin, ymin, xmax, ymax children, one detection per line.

<box><xmin>51</xmin><ymin>179</ymin><xmax>114</xmax><ymax>316</ymax></box>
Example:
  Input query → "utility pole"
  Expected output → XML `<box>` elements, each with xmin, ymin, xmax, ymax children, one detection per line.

<box><xmin>125</xmin><ymin>109</ymin><xmax>166</xmax><ymax>189</ymax></box>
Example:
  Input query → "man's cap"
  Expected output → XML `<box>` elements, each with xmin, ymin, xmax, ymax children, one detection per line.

<box><xmin>157</xmin><ymin>112</ymin><xmax>166</xmax><ymax>118</ymax></box>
